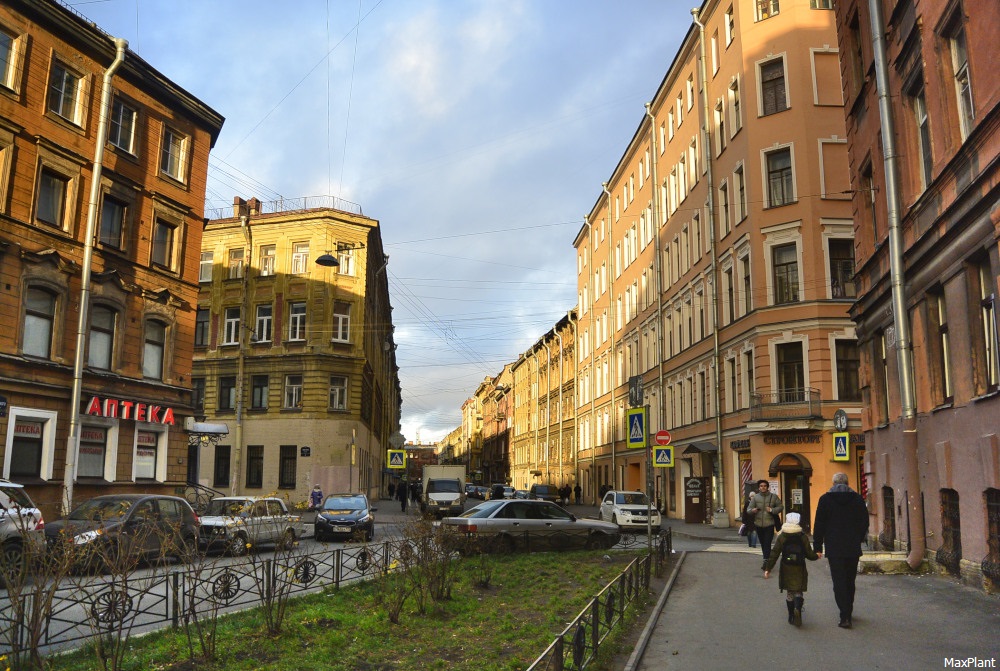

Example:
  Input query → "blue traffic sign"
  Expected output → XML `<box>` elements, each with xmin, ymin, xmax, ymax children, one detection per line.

<box><xmin>653</xmin><ymin>446</ymin><xmax>674</xmax><ymax>468</ymax></box>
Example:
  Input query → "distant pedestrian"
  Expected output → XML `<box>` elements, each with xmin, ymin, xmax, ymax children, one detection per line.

<box><xmin>741</xmin><ymin>491</ymin><xmax>758</xmax><ymax>549</ymax></box>
<box><xmin>764</xmin><ymin>512</ymin><xmax>819</xmax><ymax>627</ymax></box>
<box><xmin>574</xmin><ymin>484</ymin><xmax>582</xmax><ymax>505</ymax></box>
<box><xmin>310</xmin><ymin>484</ymin><xmax>324</xmax><ymax>511</ymax></box>
<box><xmin>397</xmin><ymin>480</ymin><xmax>408</xmax><ymax>512</ymax></box>
<box><xmin>560</xmin><ymin>484</ymin><xmax>571</xmax><ymax>505</ymax></box>
<box><xmin>746</xmin><ymin>480</ymin><xmax>783</xmax><ymax>570</ymax></box>
<box><xmin>812</xmin><ymin>472</ymin><xmax>869</xmax><ymax>629</ymax></box>
<box><xmin>388</xmin><ymin>481</ymin><xmax>396</xmax><ymax>500</ymax></box>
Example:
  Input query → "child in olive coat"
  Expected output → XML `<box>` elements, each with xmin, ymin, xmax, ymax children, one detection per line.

<box><xmin>764</xmin><ymin>512</ymin><xmax>820</xmax><ymax>627</ymax></box>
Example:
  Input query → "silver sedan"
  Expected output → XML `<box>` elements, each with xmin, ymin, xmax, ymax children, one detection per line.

<box><xmin>439</xmin><ymin>499</ymin><xmax>621</xmax><ymax>553</ymax></box>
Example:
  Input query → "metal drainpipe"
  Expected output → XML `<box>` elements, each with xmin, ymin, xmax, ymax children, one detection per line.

<box><xmin>62</xmin><ymin>38</ymin><xmax>127</xmax><ymax>516</ymax></box>
<box><xmin>556</xmin><ymin>330</ymin><xmax>564</xmax><ymax>485</ymax></box>
<box><xmin>533</xmin><ymin>349</ymin><xmax>540</xmax><ymax>480</ymax></box>
<box><xmin>544</xmin><ymin>340</ymin><xmax>552</xmax><ymax>483</ymax></box>
<box><xmin>867</xmin><ymin>0</ymin><xmax>923</xmax><ymax>568</ymax></box>
<box><xmin>602</xmin><ymin>183</ymin><xmax>617</xmax><ymax>490</ymax></box>
<box><xmin>645</xmin><ymin>102</ymin><xmax>664</xmax><ymax>544</ymax></box>
<box><xmin>568</xmin><ymin>312</ymin><xmax>578</xmax><ymax>491</ymax></box>
<box><xmin>583</xmin><ymin>218</ymin><xmax>597</xmax><ymax>503</ymax></box>
<box><xmin>692</xmin><ymin>8</ymin><xmax>727</xmax><ymax>525</ymax></box>
<box><xmin>231</xmin><ymin>214</ymin><xmax>251</xmax><ymax>496</ymax></box>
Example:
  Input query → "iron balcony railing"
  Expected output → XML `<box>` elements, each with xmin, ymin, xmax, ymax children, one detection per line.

<box><xmin>749</xmin><ymin>387</ymin><xmax>823</xmax><ymax>421</ymax></box>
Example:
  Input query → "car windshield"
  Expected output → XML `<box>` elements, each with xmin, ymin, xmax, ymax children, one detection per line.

<box><xmin>427</xmin><ymin>480</ymin><xmax>461</xmax><ymax>494</ymax></box>
<box><xmin>615</xmin><ymin>493</ymin><xmax>649</xmax><ymax>505</ymax></box>
<box><xmin>458</xmin><ymin>501</ymin><xmax>506</xmax><ymax>518</ymax></box>
<box><xmin>204</xmin><ymin>499</ymin><xmax>251</xmax><ymax>516</ymax></box>
<box><xmin>323</xmin><ymin>496</ymin><xmax>366</xmax><ymax>511</ymax></box>
<box><xmin>69</xmin><ymin>498</ymin><xmax>134</xmax><ymax>521</ymax></box>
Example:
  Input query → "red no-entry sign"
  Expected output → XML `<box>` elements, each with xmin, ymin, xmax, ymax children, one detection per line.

<box><xmin>655</xmin><ymin>430</ymin><xmax>671</xmax><ymax>445</ymax></box>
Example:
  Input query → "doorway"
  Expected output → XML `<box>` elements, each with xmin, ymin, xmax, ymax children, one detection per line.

<box><xmin>684</xmin><ymin>476</ymin><xmax>708</xmax><ymax>524</ymax></box>
<box><xmin>782</xmin><ymin>471</ymin><xmax>811</xmax><ymax>530</ymax></box>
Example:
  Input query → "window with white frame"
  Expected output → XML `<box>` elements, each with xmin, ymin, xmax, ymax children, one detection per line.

<box><xmin>711</xmin><ymin>31</ymin><xmax>719</xmax><ymax>75</ymax></box>
<box><xmin>729</xmin><ymin>77</ymin><xmax>742</xmax><ymax>134</ymax></box>
<box><xmin>284</xmin><ymin>375</ymin><xmax>303</xmax><ymax>409</ymax></box>
<box><xmin>686</xmin><ymin>75</ymin><xmax>695</xmax><ymax>110</ymax></box>
<box><xmin>715</xmin><ymin>100</ymin><xmax>726</xmax><ymax>155</ymax></box>
<box><xmin>259</xmin><ymin>244</ymin><xmax>275</xmax><ymax>276</ymax></box>
<box><xmin>142</xmin><ymin>320</ymin><xmax>167</xmax><ymax>380</ymax></box>
<box><xmin>930</xmin><ymin>289</ymin><xmax>953</xmax><ymax>404</ymax></box>
<box><xmin>907</xmin><ymin>76</ymin><xmax>933</xmax><ymax>190</ymax></box>
<box><xmin>757</xmin><ymin>0</ymin><xmax>780</xmax><ymax>21</ymax></box>
<box><xmin>23</xmin><ymin>287</ymin><xmax>56</xmax><ymax>359</ymax></box>
<box><xmin>760</xmin><ymin>58</ymin><xmax>788</xmax><ymax>115</ymax></box>
<box><xmin>772</xmin><ymin>243</ymin><xmax>799</xmax><ymax>304</ymax></box>
<box><xmin>223</xmin><ymin>307</ymin><xmax>241</xmax><ymax>345</ymax></box>
<box><xmin>255</xmin><ymin>304</ymin><xmax>272</xmax><ymax>343</ymax></box>
<box><xmin>288</xmin><ymin>302</ymin><xmax>306</xmax><ymax>341</ymax></box>
<box><xmin>946</xmin><ymin>17</ymin><xmax>974</xmax><ymax>140</ymax></box>
<box><xmin>329</xmin><ymin>375</ymin><xmax>348</xmax><ymax>410</ymax></box>
<box><xmin>250</xmin><ymin>375</ymin><xmax>269</xmax><ymax>410</ymax></box>
<box><xmin>724</xmin><ymin>266</ymin><xmax>735</xmax><ymax>324</ymax></box>
<box><xmin>98</xmin><ymin>194</ymin><xmax>128</xmax><ymax>249</ymax></box>
<box><xmin>776</xmin><ymin>341</ymin><xmax>804</xmax><ymax>402</ymax></box>
<box><xmin>333</xmin><ymin>301</ymin><xmax>351</xmax><ymax>342</ymax></box>
<box><xmin>227</xmin><ymin>248</ymin><xmax>244</xmax><ymax>279</ymax></box>
<box><xmin>6</xmin><ymin>409</ymin><xmax>56</xmax><ymax>480</ymax></box>
<box><xmin>734</xmin><ymin>164</ymin><xmax>747</xmax><ymax>221</ymax></box>
<box><xmin>0</xmin><ymin>27</ymin><xmax>25</xmax><ymax>93</ymax></box>
<box><xmin>135</xmin><ymin>430</ymin><xmax>164</xmax><ymax>481</ymax></box>
<box><xmin>725</xmin><ymin>5</ymin><xmax>735</xmax><ymax>45</ymax></box>
<box><xmin>765</xmin><ymin>147</ymin><xmax>794</xmax><ymax>207</ymax></box>
<box><xmin>743</xmin><ymin>349</ymin><xmax>755</xmax><ymax>407</ymax></box>
<box><xmin>810</xmin><ymin>0</ymin><xmax>833</xmax><ymax>8</ymax></box>
<box><xmin>740</xmin><ymin>253</ymin><xmax>752</xmax><ymax>315</ymax></box>
<box><xmin>718</xmin><ymin>181</ymin><xmax>730</xmax><ymax>237</ymax></box>
<box><xmin>47</xmin><ymin>59</ymin><xmax>84</xmax><ymax>124</ymax></box>
<box><xmin>291</xmin><ymin>242</ymin><xmax>309</xmax><ymax>274</ymax></box>
<box><xmin>151</xmin><ymin>218</ymin><xmax>176</xmax><ymax>269</ymax></box>
<box><xmin>199</xmin><ymin>252</ymin><xmax>213</xmax><ymax>282</ymax></box>
<box><xmin>159</xmin><ymin>126</ymin><xmax>188</xmax><ymax>182</ymax></box>
<box><xmin>835</xmin><ymin>340</ymin><xmax>861</xmax><ymax>401</ymax></box>
<box><xmin>78</xmin><ymin>425</ymin><xmax>109</xmax><ymax>479</ymax></box>
<box><xmin>338</xmin><ymin>247</ymin><xmax>355</xmax><ymax>275</ymax></box>
<box><xmin>88</xmin><ymin>305</ymin><xmax>116</xmax><ymax>370</ymax></box>
<box><xmin>676</xmin><ymin>93</ymin><xmax>684</xmax><ymax>127</ymax></box>
<box><xmin>218</xmin><ymin>376</ymin><xmax>236</xmax><ymax>411</ymax></box>
<box><xmin>976</xmin><ymin>258</ymin><xmax>999</xmax><ymax>394</ymax></box>
<box><xmin>829</xmin><ymin>239</ymin><xmax>856</xmax><ymax>298</ymax></box>
<box><xmin>195</xmin><ymin>308</ymin><xmax>209</xmax><ymax>347</ymax></box>
<box><xmin>109</xmin><ymin>97</ymin><xmax>137</xmax><ymax>154</ymax></box>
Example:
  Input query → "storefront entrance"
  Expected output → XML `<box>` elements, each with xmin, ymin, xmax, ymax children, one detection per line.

<box><xmin>782</xmin><ymin>471</ymin><xmax>811</xmax><ymax>531</ymax></box>
<box><xmin>684</xmin><ymin>477</ymin><xmax>708</xmax><ymax>524</ymax></box>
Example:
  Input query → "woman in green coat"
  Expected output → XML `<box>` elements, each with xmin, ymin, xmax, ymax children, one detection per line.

<box><xmin>764</xmin><ymin>512</ymin><xmax>820</xmax><ymax>627</ymax></box>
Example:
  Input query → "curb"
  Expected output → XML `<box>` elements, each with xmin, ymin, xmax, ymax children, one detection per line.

<box><xmin>623</xmin><ymin>550</ymin><xmax>687</xmax><ymax>671</ymax></box>
<box><xmin>668</xmin><ymin>529</ymin><xmax>744</xmax><ymax>544</ymax></box>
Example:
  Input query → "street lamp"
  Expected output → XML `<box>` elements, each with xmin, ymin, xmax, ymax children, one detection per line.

<box><xmin>315</xmin><ymin>252</ymin><xmax>339</xmax><ymax>267</ymax></box>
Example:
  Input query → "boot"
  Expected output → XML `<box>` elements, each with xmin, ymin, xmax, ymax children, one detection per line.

<box><xmin>792</xmin><ymin>597</ymin><xmax>804</xmax><ymax>627</ymax></box>
<box><xmin>786</xmin><ymin>600</ymin><xmax>795</xmax><ymax>625</ymax></box>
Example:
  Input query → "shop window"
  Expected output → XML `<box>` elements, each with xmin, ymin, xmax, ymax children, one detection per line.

<box><xmin>8</xmin><ymin>419</ymin><xmax>43</xmax><ymax>478</ymax></box>
<box><xmin>135</xmin><ymin>430</ymin><xmax>159</xmax><ymax>480</ymax></box>
<box><xmin>246</xmin><ymin>445</ymin><xmax>264</xmax><ymax>488</ymax></box>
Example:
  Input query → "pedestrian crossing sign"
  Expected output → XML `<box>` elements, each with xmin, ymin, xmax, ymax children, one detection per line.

<box><xmin>387</xmin><ymin>449</ymin><xmax>406</xmax><ymax>469</ymax></box>
<box><xmin>654</xmin><ymin>446</ymin><xmax>674</xmax><ymax>468</ymax></box>
<box><xmin>627</xmin><ymin>407</ymin><xmax>647</xmax><ymax>449</ymax></box>
<box><xmin>832</xmin><ymin>432</ymin><xmax>850</xmax><ymax>462</ymax></box>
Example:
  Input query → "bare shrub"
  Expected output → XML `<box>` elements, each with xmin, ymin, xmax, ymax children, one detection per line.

<box><xmin>244</xmin><ymin>532</ymin><xmax>307</xmax><ymax>635</ymax></box>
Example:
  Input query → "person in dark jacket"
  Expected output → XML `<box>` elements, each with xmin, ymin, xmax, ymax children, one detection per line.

<box><xmin>764</xmin><ymin>512</ymin><xmax>820</xmax><ymax>627</ymax></box>
<box><xmin>397</xmin><ymin>479</ymin><xmax>408</xmax><ymax>512</ymax></box>
<box><xmin>746</xmin><ymin>480</ymin><xmax>783</xmax><ymax>569</ymax></box>
<box><xmin>812</xmin><ymin>472</ymin><xmax>869</xmax><ymax>629</ymax></box>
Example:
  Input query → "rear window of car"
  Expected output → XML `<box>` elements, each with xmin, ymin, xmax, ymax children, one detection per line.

<box><xmin>158</xmin><ymin>498</ymin><xmax>184</xmax><ymax>521</ymax></box>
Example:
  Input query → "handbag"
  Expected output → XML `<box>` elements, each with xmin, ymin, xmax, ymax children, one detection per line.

<box><xmin>738</xmin><ymin>523</ymin><xmax>748</xmax><ymax>537</ymax></box>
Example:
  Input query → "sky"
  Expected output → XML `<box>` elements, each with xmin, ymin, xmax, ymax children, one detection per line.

<box><xmin>70</xmin><ymin>0</ymin><xmax>689</xmax><ymax>444</ymax></box>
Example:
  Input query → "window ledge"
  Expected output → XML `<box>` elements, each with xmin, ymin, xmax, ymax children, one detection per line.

<box><xmin>248</xmin><ymin>408</ymin><xmax>268</xmax><ymax>414</ymax></box>
<box><xmin>931</xmin><ymin>402</ymin><xmax>954</xmax><ymax>414</ymax></box>
<box><xmin>972</xmin><ymin>389</ymin><xmax>1000</xmax><ymax>403</ymax></box>
<box><xmin>280</xmin><ymin>408</ymin><xmax>303</xmax><ymax>414</ymax></box>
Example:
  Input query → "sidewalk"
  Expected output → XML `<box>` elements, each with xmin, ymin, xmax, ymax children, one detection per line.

<box><xmin>629</xmin><ymin>546</ymin><xmax>1000</xmax><ymax>670</ymax></box>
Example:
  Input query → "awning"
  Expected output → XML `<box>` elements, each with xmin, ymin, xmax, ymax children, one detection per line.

<box><xmin>682</xmin><ymin>441</ymin><xmax>718</xmax><ymax>455</ymax></box>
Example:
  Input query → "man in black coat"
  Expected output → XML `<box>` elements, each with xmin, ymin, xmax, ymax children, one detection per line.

<box><xmin>812</xmin><ymin>472</ymin><xmax>869</xmax><ymax>629</ymax></box>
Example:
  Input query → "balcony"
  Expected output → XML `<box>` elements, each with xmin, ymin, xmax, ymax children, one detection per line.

<box><xmin>749</xmin><ymin>388</ymin><xmax>823</xmax><ymax>421</ymax></box>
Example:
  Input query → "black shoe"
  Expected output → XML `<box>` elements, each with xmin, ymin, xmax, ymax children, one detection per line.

<box><xmin>787</xmin><ymin>601</ymin><xmax>795</xmax><ymax>624</ymax></box>
<box><xmin>838</xmin><ymin>617</ymin><xmax>852</xmax><ymax>629</ymax></box>
<box><xmin>792</xmin><ymin>597</ymin><xmax>803</xmax><ymax>627</ymax></box>
<box><xmin>761</xmin><ymin>560</ymin><xmax>768</xmax><ymax>571</ymax></box>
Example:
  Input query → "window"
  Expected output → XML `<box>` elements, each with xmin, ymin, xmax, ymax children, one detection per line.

<box><xmin>108</xmin><ymin>97</ymin><xmax>136</xmax><ymax>153</ymax></box>
<box><xmin>829</xmin><ymin>239</ymin><xmax>856</xmax><ymax>298</ymax></box>
<box><xmin>908</xmin><ymin>78</ymin><xmax>933</xmax><ymax>189</ymax></box>
<box><xmin>687</xmin><ymin>75</ymin><xmax>695</xmax><ymax>110</ymax></box>
<box><xmin>836</xmin><ymin>340</ymin><xmax>861</xmax><ymax>401</ymax></box>
<box><xmin>142</xmin><ymin>320</ymin><xmax>166</xmax><ymax>379</ymax></box>
<box><xmin>725</xmin><ymin>5</ymin><xmax>735</xmax><ymax>45</ymax></box>
<box><xmin>946</xmin><ymin>19</ymin><xmax>974</xmax><ymax>140</ymax></box>
<box><xmin>227</xmin><ymin>248</ymin><xmax>244</xmax><ymax>279</ymax></box>
<box><xmin>937</xmin><ymin>489</ymin><xmax>962</xmax><ymax>577</ymax></box>
<box><xmin>329</xmin><ymin>375</ymin><xmax>348</xmax><ymax>410</ymax></box>
<box><xmin>259</xmin><ymin>245</ymin><xmax>275</xmax><ymax>276</ymax></box>
<box><xmin>719</xmin><ymin>182</ymin><xmax>730</xmax><ymax>236</ymax></box>
<box><xmin>725</xmin><ymin>267</ymin><xmax>735</xmax><ymax>324</ymax></box>
<box><xmin>976</xmin><ymin>259</ymin><xmax>999</xmax><ymax>393</ymax></box>
<box><xmin>199</xmin><ymin>252</ymin><xmax>213</xmax><ymax>282</ymax></box>
<box><xmin>338</xmin><ymin>247</ymin><xmax>355</xmax><ymax>275</ymax></box>
<box><xmin>284</xmin><ymin>375</ymin><xmax>303</xmax><ymax>408</ymax></box>
<box><xmin>729</xmin><ymin>78</ymin><xmax>742</xmax><ymax>134</ymax></box>
<box><xmin>9</xmin><ymin>418</ymin><xmax>45</xmax><ymax>478</ymax></box>
<box><xmin>676</xmin><ymin>94</ymin><xmax>684</xmax><ymax>127</ymax></box>
<box><xmin>191</xmin><ymin>378</ymin><xmax>205</xmax><ymax>413</ymax></box>
<box><xmin>47</xmin><ymin>60</ymin><xmax>83</xmax><ymax>123</ymax></box>
<box><xmin>776</xmin><ymin>342</ymin><xmax>804</xmax><ymax>402</ymax></box>
<box><xmin>810</xmin><ymin>0</ymin><xmax>832</xmax><ymax>7</ymax></box>
<box><xmin>735</xmin><ymin>164</ymin><xmax>747</xmax><ymax>221</ymax></box>
<box><xmin>332</xmin><ymin>301</ymin><xmax>351</xmax><ymax>342</ymax></box>
<box><xmin>757</xmin><ymin>0</ymin><xmax>780</xmax><ymax>21</ymax></box>
<box><xmin>251</xmin><ymin>375</ymin><xmax>269</xmax><ymax>410</ymax></box>
<box><xmin>151</xmin><ymin>218</ymin><xmax>175</xmax><ymax>269</ymax></box>
<box><xmin>766</xmin><ymin>148</ymin><xmax>794</xmax><ymax>207</ymax></box>
<box><xmin>223</xmin><ymin>307</ymin><xmax>240</xmax><ymax>345</ymax></box>
<box><xmin>99</xmin><ymin>195</ymin><xmax>126</xmax><ymax>248</ymax></box>
<box><xmin>714</xmin><ymin>100</ymin><xmax>726</xmax><ymax>154</ymax></box>
<box><xmin>930</xmin><ymin>290</ymin><xmax>953</xmax><ymax>404</ymax></box>
<box><xmin>0</xmin><ymin>28</ymin><xmax>24</xmax><ymax>92</ymax></box>
<box><xmin>761</xmin><ymin>59</ymin><xmax>788</xmax><ymax>115</ymax></box>
<box><xmin>772</xmin><ymin>243</ymin><xmax>799</xmax><ymax>304</ymax></box>
<box><xmin>255</xmin><ymin>304</ymin><xmax>273</xmax><ymax>343</ymax></box>
<box><xmin>741</xmin><ymin>254</ymin><xmax>752</xmax><ymax>315</ymax></box>
<box><xmin>288</xmin><ymin>302</ymin><xmax>306</xmax><ymax>341</ymax></box>
<box><xmin>88</xmin><ymin>305</ymin><xmax>116</xmax><ymax>369</ymax></box>
<box><xmin>36</xmin><ymin>168</ymin><xmax>68</xmax><ymax>228</ymax></box>
<box><xmin>848</xmin><ymin>14</ymin><xmax>865</xmax><ymax>97</ymax></box>
<box><xmin>861</xmin><ymin>160</ymin><xmax>879</xmax><ymax>242</ymax></box>
<box><xmin>23</xmin><ymin>287</ymin><xmax>55</xmax><ymax>359</ymax></box>
<box><xmin>876</xmin><ymin>332</ymin><xmax>890</xmax><ymax>424</ymax></box>
<box><xmin>246</xmin><ymin>445</ymin><xmax>264</xmax><ymax>489</ymax></box>
<box><xmin>213</xmin><ymin>445</ymin><xmax>230</xmax><ymax>488</ymax></box>
<box><xmin>291</xmin><ymin>242</ymin><xmax>309</xmax><ymax>274</ymax></box>
<box><xmin>160</xmin><ymin>126</ymin><xmax>187</xmax><ymax>182</ymax></box>
<box><xmin>279</xmin><ymin>445</ymin><xmax>297</xmax><ymax>489</ymax></box>
<box><xmin>135</xmin><ymin>431</ymin><xmax>159</xmax><ymax>480</ymax></box>
<box><xmin>78</xmin><ymin>426</ymin><xmax>107</xmax><ymax>479</ymax></box>
<box><xmin>711</xmin><ymin>31</ymin><xmax>719</xmax><ymax>75</ymax></box>
<box><xmin>218</xmin><ymin>376</ymin><xmax>236</xmax><ymax>411</ymax></box>
<box><xmin>194</xmin><ymin>308</ymin><xmax>209</xmax><ymax>347</ymax></box>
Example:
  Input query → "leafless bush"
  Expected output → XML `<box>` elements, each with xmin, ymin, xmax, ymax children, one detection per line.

<box><xmin>244</xmin><ymin>533</ymin><xmax>306</xmax><ymax>635</ymax></box>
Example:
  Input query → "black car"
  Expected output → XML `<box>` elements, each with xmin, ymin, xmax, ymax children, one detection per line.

<box><xmin>45</xmin><ymin>494</ymin><xmax>200</xmax><ymax>571</ymax></box>
<box><xmin>528</xmin><ymin>484</ymin><xmax>559</xmax><ymax>503</ymax></box>
<box><xmin>314</xmin><ymin>493</ymin><xmax>376</xmax><ymax>542</ymax></box>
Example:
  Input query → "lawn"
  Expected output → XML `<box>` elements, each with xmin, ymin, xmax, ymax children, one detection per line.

<box><xmin>49</xmin><ymin>550</ymin><xmax>653</xmax><ymax>671</ymax></box>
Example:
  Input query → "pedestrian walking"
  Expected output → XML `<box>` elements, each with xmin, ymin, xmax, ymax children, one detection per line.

<box><xmin>310</xmin><ymin>484</ymin><xmax>324</xmax><ymax>511</ymax></box>
<box><xmin>746</xmin><ymin>479</ymin><xmax>783</xmax><ymax>570</ymax></box>
<box><xmin>397</xmin><ymin>479</ymin><xmax>408</xmax><ymax>513</ymax></box>
<box><xmin>763</xmin><ymin>512</ymin><xmax>820</xmax><ymax>627</ymax></box>
<box><xmin>812</xmin><ymin>472</ymin><xmax>869</xmax><ymax>629</ymax></box>
<box><xmin>388</xmin><ymin>481</ymin><xmax>396</xmax><ymax>500</ymax></box>
<box><xmin>574</xmin><ymin>484</ymin><xmax>582</xmax><ymax>505</ymax></box>
<box><xmin>740</xmin><ymin>491</ymin><xmax>758</xmax><ymax>549</ymax></box>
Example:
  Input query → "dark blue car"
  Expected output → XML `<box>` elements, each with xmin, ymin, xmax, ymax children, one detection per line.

<box><xmin>314</xmin><ymin>493</ymin><xmax>376</xmax><ymax>542</ymax></box>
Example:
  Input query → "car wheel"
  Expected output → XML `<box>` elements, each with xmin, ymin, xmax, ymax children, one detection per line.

<box><xmin>228</xmin><ymin>533</ymin><xmax>249</xmax><ymax>557</ymax></box>
<box><xmin>277</xmin><ymin>529</ymin><xmax>296</xmax><ymax>551</ymax></box>
<box><xmin>1</xmin><ymin>541</ymin><xmax>26</xmax><ymax>583</ymax></box>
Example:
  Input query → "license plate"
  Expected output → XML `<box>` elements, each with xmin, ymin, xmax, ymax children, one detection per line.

<box><xmin>333</xmin><ymin>526</ymin><xmax>351</xmax><ymax>533</ymax></box>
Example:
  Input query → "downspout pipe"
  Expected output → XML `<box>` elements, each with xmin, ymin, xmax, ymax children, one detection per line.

<box><xmin>645</xmin><ymin>103</ymin><xmax>664</xmax><ymax>543</ymax></box>
<box><xmin>231</xmin><ymin>214</ymin><xmax>251</xmax><ymax>496</ymax></box>
<box><xmin>568</xmin><ymin>312</ymin><xmax>578</xmax><ymax>490</ymax></box>
<box><xmin>556</xmin><ymin>330</ymin><xmax>565</xmax><ymax>485</ymax></box>
<box><xmin>867</xmin><ymin>0</ymin><xmax>924</xmax><ymax>568</ymax></box>
<box><xmin>692</xmin><ymin>8</ymin><xmax>727</xmax><ymax>526</ymax></box>
<box><xmin>543</xmin><ymin>340</ymin><xmax>552</xmax><ymax>483</ymax></box>
<box><xmin>602</xmin><ymin>183</ymin><xmax>617</xmax><ymax>490</ymax></box>
<box><xmin>533</xmin><ymin>350</ymin><xmax>540</xmax><ymax>480</ymax></box>
<box><xmin>583</xmin><ymin>217</ymin><xmax>597</xmax><ymax>503</ymax></box>
<box><xmin>62</xmin><ymin>38</ymin><xmax>128</xmax><ymax>516</ymax></box>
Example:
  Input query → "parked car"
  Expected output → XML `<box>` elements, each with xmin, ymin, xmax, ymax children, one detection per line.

<box><xmin>599</xmin><ymin>490</ymin><xmax>661</xmax><ymax>533</ymax></box>
<box><xmin>45</xmin><ymin>494</ymin><xmax>199</xmax><ymax>571</ymax></box>
<box><xmin>314</xmin><ymin>493</ymin><xmax>376</xmax><ymax>542</ymax></box>
<box><xmin>527</xmin><ymin>484</ymin><xmax>559</xmax><ymax>503</ymax></box>
<box><xmin>474</xmin><ymin>486</ymin><xmax>489</xmax><ymax>500</ymax></box>
<box><xmin>464</xmin><ymin>483</ymin><xmax>477</xmax><ymax>497</ymax></box>
<box><xmin>489</xmin><ymin>484</ymin><xmax>516</xmax><ymax>500</ymax></box>
<box><xmin>0</xmin><ymin>479</ymin><xmax>45</xmax><ymax>580</ymax></box>
<box><xmin>439</xmin><ymin>499</ymin><xmax>620</xmax><ymax>553</ymax></box>
<box><xmin>200</xmin><ymin>496</ymin><xmax>302</xmax><ymax>556</ymax></box>
<box><xmin>513</xmin><ymin>490</ymin><xmax>529</xmax><ymax>499</ymax></box>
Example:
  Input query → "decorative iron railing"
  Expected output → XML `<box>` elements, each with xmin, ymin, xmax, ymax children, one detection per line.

<box><xmin>749</xmin><ymin>387</ymin><xmax>823</xmax><ymax>421</ymax></box>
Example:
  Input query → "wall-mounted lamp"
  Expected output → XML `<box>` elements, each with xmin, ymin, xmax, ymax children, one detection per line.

<box><xmin>315</xmin><ymin>251</ymin><xmax>339</xmax><ymax>267</ymax></box>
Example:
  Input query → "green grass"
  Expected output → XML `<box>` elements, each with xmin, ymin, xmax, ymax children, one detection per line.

<box><xmin>48</xmin><ymin>550</ymin><xmax>648</xmax><ymax>671</ymax></box>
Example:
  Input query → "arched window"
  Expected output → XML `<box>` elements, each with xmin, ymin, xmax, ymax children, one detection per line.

<box><xmin>23</xmin><ymin>287</ymin><xmax>56</xmax><ymax>359</ymax></box>
<box><xmin>142</xmin><ymin>320</ymin><xmax>167</xmax><ymax>379</ymax></box>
